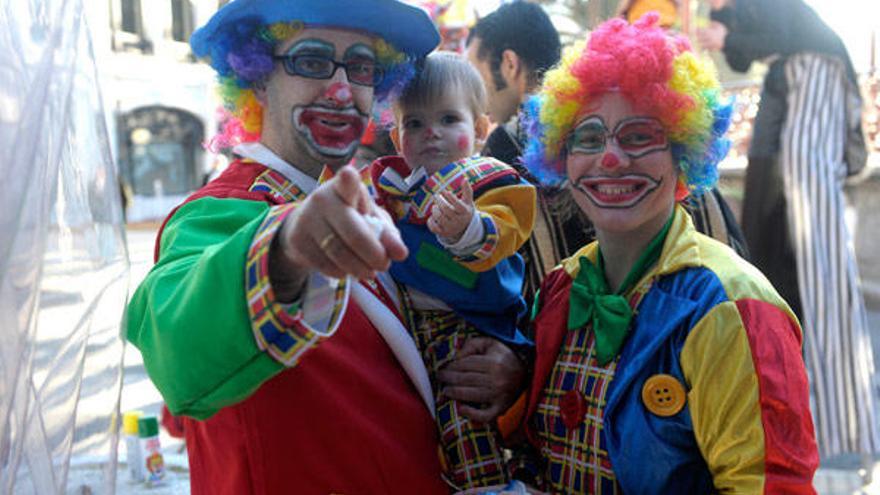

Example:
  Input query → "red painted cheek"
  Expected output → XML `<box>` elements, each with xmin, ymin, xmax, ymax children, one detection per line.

<box><xmin>457</xmin><ymin>135</ymin><xmax>470</xmax><ymax>152</ymax></box>
<box><xmin>401</xmin><ymin>133</ymin><xmax>418</xmax><ymax>159</ymax></box>
<box><xmin>324</xmin><ymin>82</ymin><xmax>353</xmax><ymax>106</ymax></box>
<box><xmin>601</xmin><ymin>152</ymin><xmax>621</xmax><ymax>168</ymax></box>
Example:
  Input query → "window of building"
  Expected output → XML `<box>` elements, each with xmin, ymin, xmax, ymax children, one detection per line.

<box><xmin>111</xmin><ymin>0</ymin><xmax>151</xmax><ymax>53</ymax></box>
<box><xmin>171</xmin><ymin>0</ymin><xmax>195</xmax><ymax>43</ymax></box>
<box><xmin>120</xmin><ymin>0</ymin><xmax>143</xmax><ymax>35</ymax></box>
<box><xmin>118</xmin><ymin>106</ymin><xmax>205</xmax><ymax>197</ymax></box>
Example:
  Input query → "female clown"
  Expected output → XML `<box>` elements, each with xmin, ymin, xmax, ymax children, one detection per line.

<box><xmin>516</xmin><ymin>14</ymin><xmax>819</xmax><ymax>493</ymax></box>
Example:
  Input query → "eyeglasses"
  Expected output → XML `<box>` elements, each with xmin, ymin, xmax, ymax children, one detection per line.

<box><xmin>272</xmin><ymin>54</ymin><xmax>384</xmax><ymax>87</ymax></box>
<box><xmin>566</xmin><ymin>117</ymin><xmax>669</xmax><ymax>158</ymax></box>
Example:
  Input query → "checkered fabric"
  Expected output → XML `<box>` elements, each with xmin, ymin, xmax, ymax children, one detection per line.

<box><xmin>375</xmin><ymin>156</ymin><xmax>517</xmax><ymax>266</ymax></box>
<box><xmin>316</xmin><ymin>164</ymin><xmax>376</xmax><ymax>196</ymax></box>
<box><xmin>452</xmin><ymin>211</ymin><xmax>499</xmax><ymax>263</ymax></box>
<box><xmin>249</xmin><ymin>168</ymin><xmax>306</xmax><ymax>203</ymax></box>
<box><xmin>406</xmin><ymin>305</ymin><xmax>508</xmax><ymax>490</ymax></box>
<box><xmin>532</xmin><ymin>285</ymin><xmax>651</xmax><ymax>494</ymax></box>
<box><xmin>377</xmin><ymin>156</ymin><xmax>516</xmax><ymax>223</ymax></box>
<box><xmin>533</xmin><ymin>323</ymin><xmax>621</xmax><ymax>494</ymax></box>
<box><xmin>244</xmin><ymin>175</ymin><xmax>348</xmax><ymax>367</ymax></box>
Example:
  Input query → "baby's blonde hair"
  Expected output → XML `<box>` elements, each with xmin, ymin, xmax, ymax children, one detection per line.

<box><xmin>395</xmin><ymin>52</ymin><xmax>488</xmax><ymax>120</ymax></box>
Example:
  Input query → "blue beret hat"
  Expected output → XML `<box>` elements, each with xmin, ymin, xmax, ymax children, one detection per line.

<box><xmin>191</xmin><ymin>0</ymin><xmax>439</xmax><ymax>59</ymax></box>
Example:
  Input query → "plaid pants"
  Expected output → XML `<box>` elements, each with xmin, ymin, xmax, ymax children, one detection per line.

<box><xmin>410</xmin><ymin>310</ymin><xmax>508</xmax><ymax>490</ymax></box>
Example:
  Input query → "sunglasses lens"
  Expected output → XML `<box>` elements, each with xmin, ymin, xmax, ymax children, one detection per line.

<box><xmin>290</xmin><ymin>55</ymin><xmax>334</xmax><ymax>78</ymax></box>
<box><xmin>346</xmin><ymin>60</ymin><xmax>383</xmax><ymax>87</ymax></box>
<box><xmin>280</xmin><ymin>55</ymin><xmax>383</xmax><ymax>87</ymax></box>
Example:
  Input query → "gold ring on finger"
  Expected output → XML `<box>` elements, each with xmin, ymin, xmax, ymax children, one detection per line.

<box><xmin>319</xmin><ymin>231</ymin><xmax>336</xmax><ymax>251</ymax></box>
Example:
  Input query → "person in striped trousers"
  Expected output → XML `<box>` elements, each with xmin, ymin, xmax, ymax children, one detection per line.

<box><xmin>699</xmin><ymin>0</ymin><xmax>879</xmax><ymax>461</ymax></box>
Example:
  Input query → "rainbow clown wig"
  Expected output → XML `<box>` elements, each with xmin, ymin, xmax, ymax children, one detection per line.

<box><xmin>190</xmin><ymin>0</ymin><xmax>439</xmax><ymax>153</ymax></box>
<box><xmin>522</xmin><ymin>13</ymin><xmax>732</xmax><ymax>197</ymax></box>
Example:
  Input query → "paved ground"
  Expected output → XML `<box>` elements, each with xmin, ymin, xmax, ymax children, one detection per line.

<box><xmin>104</xmin><ymin>227</ymin><xmax>189</xmax><ymax>493</ymax></box>
<box><xmin>115</xmin><ymin>222</ymin><xmax>880</xmax><ymax>494</ymax></box>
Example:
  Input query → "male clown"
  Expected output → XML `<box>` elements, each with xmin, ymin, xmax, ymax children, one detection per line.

<box><xmin>125</xmin><ymin>1</ymin><xmax>525</xmax><ymax>493</ymax></box>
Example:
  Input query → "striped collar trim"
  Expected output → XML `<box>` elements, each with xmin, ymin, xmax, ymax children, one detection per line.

<box><xmin>234</xmin><ymin>142</ymin><xmax>318</xmax><ymax>194</ymax></box>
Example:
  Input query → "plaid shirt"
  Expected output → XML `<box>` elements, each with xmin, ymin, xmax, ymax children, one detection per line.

<box><xmin>532</xmin><ymin>327</ymin><xmax>622</xmax><ymax>494</ymax></box>
<box><xmin>529</xmin><ymin>272</ymin><xmax>653</xmax><ymax>494</ymax></box>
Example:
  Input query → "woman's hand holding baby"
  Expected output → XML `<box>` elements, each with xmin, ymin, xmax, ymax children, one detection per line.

<box><xmin>428</xmin><ymin>180</ymin><xmax>475</xmax><ymax>244</ymax></box>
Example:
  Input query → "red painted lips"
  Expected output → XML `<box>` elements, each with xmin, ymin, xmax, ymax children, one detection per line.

<box><xmin>298</xmin><ymin>108</ymin><xmax>366</xmax><ymax>150</ymax></box>
<box><xmin>576</xmin><ymin>175</ymin><xmax>659</xmax><ymax>207</ymax></box>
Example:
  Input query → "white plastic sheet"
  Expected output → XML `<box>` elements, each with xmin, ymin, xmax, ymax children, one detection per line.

<box><xmin>0</xmin><ymin>0</ymin><xmax>127</xmax><ymax>493</ymax></box>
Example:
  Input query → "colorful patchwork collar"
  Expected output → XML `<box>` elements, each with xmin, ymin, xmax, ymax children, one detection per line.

<box><xmin>235</xmin><ymin>142</ymin><xmax>318</xmax><ymax>194</ymax></box>
<box><xmin>374</xmin><ymin>155</ymin><xmax>513</xmax><ymax>222</ymax></box>
<box><xmin>239</xmin><ymin>142</ymin><xmax>372</xmax><ymax>203</ymax></box>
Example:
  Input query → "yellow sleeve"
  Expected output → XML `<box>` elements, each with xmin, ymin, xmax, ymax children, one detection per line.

<box><xmin>461</xmin><ymin>184</ymin><xmax>536</xmax><ymax>272</ymax></box>
<box><xmin>680</xmin><ymin>301</ymin><xmax>766</xmax><ymax>493</ymax></box>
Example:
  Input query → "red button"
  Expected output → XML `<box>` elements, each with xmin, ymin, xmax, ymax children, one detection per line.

<box><xmin>560</xmin><ymin>390</ymin><xmax>587</xmax><ymax>429</ymax></box>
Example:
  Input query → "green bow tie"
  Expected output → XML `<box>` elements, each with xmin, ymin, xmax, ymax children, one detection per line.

<box><xmin>566</xmin><ymin>211</ymin><xmax>676</xmax><ymax>365</ymax></box>
<box><xmin>568</xmin><ymin>257</ymin><xmax>633</xmax><ymax>365</ymax></box>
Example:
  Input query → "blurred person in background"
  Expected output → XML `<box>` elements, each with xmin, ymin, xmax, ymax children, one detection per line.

<box><xmin>618</xmin><ymin>0</ymin><xmax>679</xmax><ymax>28</ymax></box>
<box><xmin>352</xmin><ymin>120</ymin><xmax>397</xmax><ymax>170</ymax></box>
<box><xmin>466</xmin><ymin>0</ymin><xmax>593</xmax><ymax>309</ymax></box>
<box><xmin>699</xmin><ymin>0</ymin><xmax>879</xmax><ymax>460</ymax></box>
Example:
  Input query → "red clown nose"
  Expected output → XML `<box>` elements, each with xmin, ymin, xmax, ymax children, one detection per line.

<box><xmin>602</xmin><ymin>152</ymin><xmax>621</xmax><ymax>168</ymax></box>
<box><xmin>325</xmin><ymin>82</ymin><xmax>353</xmax><ymax>106</ymax></box>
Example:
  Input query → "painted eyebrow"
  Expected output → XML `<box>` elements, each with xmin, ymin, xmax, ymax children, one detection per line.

<box><xmin>283</xmin><ymin>38</ymin><xmax>335</xmax><ymax>57</ymax></box>
<box><xmin>612</xmin><ymin>116</ymin><xmax>664</xmax><ymax>133</ymax></box>
<box><xmin>572</xmin><ymin>115</ymin><xmax>606</xmax><ymax>131</ymax></box>
<box><xmin>343</xmin><ymin>43</ymin><xmax>377</xmax><ymax>61</ymax></box>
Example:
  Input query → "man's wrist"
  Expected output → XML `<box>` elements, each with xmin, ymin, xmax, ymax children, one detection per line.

<box><xmin>268</xmin><ymin>232</ymin><xmax>308</xmax><ymax>303</ymax></box>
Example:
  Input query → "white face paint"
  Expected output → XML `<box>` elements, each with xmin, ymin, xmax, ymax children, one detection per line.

<box><xmin>259</xmin><ymin>28</ymin><xmax>376</xmax><ymax>174</ymax></box>
<box><xmin>565</xmin><ymin>93</ymin><xmax>678</xmax><ymax>237</ymax></box>
<box><xmin>571</xmin><ymin>173</ymin><xmax>663</xmax><ymax>209</ymax></box>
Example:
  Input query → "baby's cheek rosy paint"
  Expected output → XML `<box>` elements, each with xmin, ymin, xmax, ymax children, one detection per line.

<box><xmin>402</xmin><ymin>133</ymin><xmax>418</xmax><ymax>160</ymax></box>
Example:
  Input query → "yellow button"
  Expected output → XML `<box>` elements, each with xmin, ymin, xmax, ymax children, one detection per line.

<box><xmin>641</xmin><ymin>374</ymin><xmax>686</xmax><ymax>417</ymax></box>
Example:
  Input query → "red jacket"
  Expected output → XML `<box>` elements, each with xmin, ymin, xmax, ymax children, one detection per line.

<box><xmin>156</xmin><ymin>160</ymin><xmax>448</xmax><ymax>494</ymax></box>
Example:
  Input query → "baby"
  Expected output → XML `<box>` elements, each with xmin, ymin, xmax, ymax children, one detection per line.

<box><xmin>370</xmin><ymin>52</ymin><xmax>536</xmax><ymax>491</ymax></box>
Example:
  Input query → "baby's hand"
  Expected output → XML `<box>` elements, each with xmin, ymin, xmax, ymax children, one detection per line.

<box><xmin>428</xmin><ymin>180</ymin><xmax>475</xmax><ymax>243</ymax></box>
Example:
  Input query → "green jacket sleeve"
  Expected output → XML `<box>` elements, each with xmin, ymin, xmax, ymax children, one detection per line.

<box><xmin>126</xmin><ymin>197</ymin><xmax>285</xmax><ymax>419</ymax></box>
